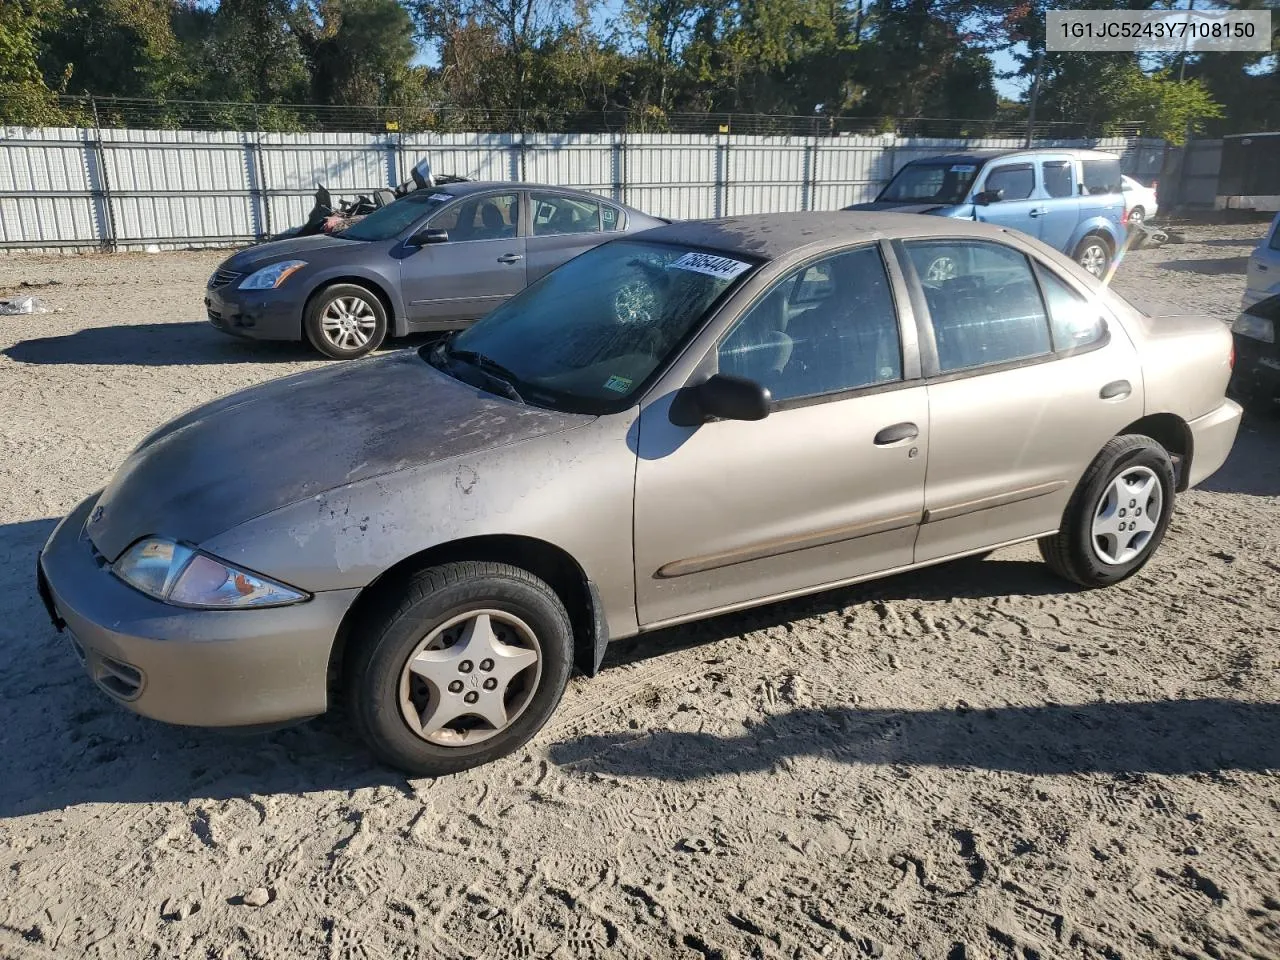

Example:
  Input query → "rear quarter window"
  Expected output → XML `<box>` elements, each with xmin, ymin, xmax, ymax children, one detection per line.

<box><xmin>1082</xmin><ymin>159</ymin><xmax>1123</xmax><ymax>196</ymax></box>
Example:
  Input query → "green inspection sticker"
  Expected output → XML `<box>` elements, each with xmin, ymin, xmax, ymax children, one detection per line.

<box><xmin>603</xmin><ymin>375</ymin><xmax>633</xmax><ymax>393</ymax></box>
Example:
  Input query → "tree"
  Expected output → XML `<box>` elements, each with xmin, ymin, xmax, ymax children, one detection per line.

<box><xmin>295</xmin><ymin>0</ymin><xmax>418</xmax><ymax>105</ymax></box>
<box><xmin>0</xmin><ymin>0</ymin><xmax>67</xmax><ymax>125</ymax></box>
<box><xmin>199</xmin><ymin>0</ymin><xmax>311</xmax><ymax>104</ymax></box>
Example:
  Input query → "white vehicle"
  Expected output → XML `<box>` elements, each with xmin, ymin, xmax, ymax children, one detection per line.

<box><xmin>1121</xmin><ymin>175</ymin><xmax>1159</xmax><ymax>226</ymax></box>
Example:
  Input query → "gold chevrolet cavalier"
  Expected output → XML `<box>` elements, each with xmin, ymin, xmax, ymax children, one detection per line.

<box><xmin>38</xmin><ymin>213</ymin><xmax>1242</xmax><ymax>775</ymax></box>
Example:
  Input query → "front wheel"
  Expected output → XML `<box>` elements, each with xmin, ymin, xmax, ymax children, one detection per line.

<box><xmin>1073</xmin><ymin>235</ymin><xmax>1112</xmax><ymax>278</ymax></box>
<box><xmin>345</xmin><ymin>561</ymin><xmax>573</xmax><ymax>776</ymax></box>
<box><xmin>1039</xmin><ymin>435</ymin><xmax>1175</xmax><ymax>587</ymax></box>
<box><xmin>304</xmin><ymin>283</ymin><xmax>387</xmax><ymax>360</ymax></box>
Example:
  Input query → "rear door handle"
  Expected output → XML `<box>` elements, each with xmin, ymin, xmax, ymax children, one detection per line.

<box><xmin>874</xmin><ymin>422</ymin><xmax>919</xmax><ymax>445</ymax></box>
<box><xmin>497</xmin><ymin>253</ymin><xmax>524</xmax><ymax>264</ymax></box>
<box><xmin>1100</xmin><ymin>380</ymin><xmax>1131</xmax><ymax>400</ymax></box>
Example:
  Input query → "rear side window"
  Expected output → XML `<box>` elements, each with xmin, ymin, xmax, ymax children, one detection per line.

<box><xmin>1082</xmin><ymin>159</ymin><xmax>1123</xmax><ymax>196</ymax></box>
<box><xmin>984</xmin><ymin>164</ymin><xmax>1034</xmax><ymax>201</ymax></box>
<box><xmin>905</xmin><ymin>240</ymin><xmax>1052</xmax><ymax>373</ymax></box>
<box><xmin>1042</xmin><ymin>161</ymin><xmax>1074</xmax><ymax>199</ymax></box>
<box><xmin>1037</xmin><ymin>268</ymin><xmax>1107</xmax><ymax>351</ymax></box>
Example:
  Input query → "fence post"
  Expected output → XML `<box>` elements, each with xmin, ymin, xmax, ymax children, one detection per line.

<box><xmin>614</xmin><ymin>130</ymin><xmax>627</xmax><ymax>206</ymax></box>
<box><xmin>250</xmin><ymin>106</ymin><xmax>271</xmax><ymax>240</ymax></box>
<box><xmin>805</xmin><ymin>133</ymin><xmax>819</xmax><ymax>211</ymax></box>
<box><xmin>718</xmin><ymin>133</ymin><xmax>731</xmax><ymax>218</ymax></box>
<box><xmin>88</xmin><ymin>96</ymin><xmax>118</xmax><ymax>252</ymax></box>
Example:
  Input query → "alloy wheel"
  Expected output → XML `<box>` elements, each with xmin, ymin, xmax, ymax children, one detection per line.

<box><xmin>1078</xmin><ymin>243</ymin><xmax>1107</xmax><ymax>277</ymax></box>
<box><xmin>321</xmin><ymin>296</ymin><xmax>378</xmax><ymax>351</ymax></box>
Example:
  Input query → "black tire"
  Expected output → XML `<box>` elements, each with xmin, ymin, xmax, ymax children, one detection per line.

<box><xmin>1072</xmin><ymin>234</ymin><xmax>1112</xmax><ymax>278</ymax></box>
<box><xmin>304</xmin><ymin>283</ymin><xmax>388</xmax><ymax>360</ymax></box>
<box><xmin>1039</xmin><ymin>435</ymin><xmax>1176</xmax><ymax>588</ymax></box>
<box><xmin>1128</xmin><ymin>206</ymin><xmax>1145</xmax><ymax>226</ymax></box>
<box><xmin>344</xmin><ymin>561</ymin><xmax>573</xmax><ymax>776</ymax></box>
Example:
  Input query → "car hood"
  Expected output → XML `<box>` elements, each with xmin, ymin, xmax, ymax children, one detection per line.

<box><xmin>843</xmin><ymin>201</ymin><xmax>952</xmax><ymax>214</ymax></box>
<box><xmin>221</xmin><ymin>233</ymin><xmax>364</xmax><ymax>273</ymax></box>
<box><xmin>86</xmin><ymin>350</ymin><xmax>591</xmax><ymax>561</ymax></box>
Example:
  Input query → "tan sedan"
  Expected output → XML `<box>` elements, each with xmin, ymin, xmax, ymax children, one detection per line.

<box><xmin>39</xmin><ymin>213</ymin><xmax>1242</xmax><ymax>775</ymax></box>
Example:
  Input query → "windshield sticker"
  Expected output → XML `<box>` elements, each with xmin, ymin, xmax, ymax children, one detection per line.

<box><xmin>950</xmin><ymin>164</ymin><xmax>977</xmax><ymax>173</ymax></box>
<box><xmin>667</xmin><ymin>252</ymin><xmax>752</xmax><ymax>281</ymax></box>
<box><xmin>428</xmin><ymin>193</ymin><xmax>453</xmax><ymax>202</ymax></box>
<box><xmin>603</xmin><ymin>375</ymin><xmax>633</xmax><ymax>393</ymax></box>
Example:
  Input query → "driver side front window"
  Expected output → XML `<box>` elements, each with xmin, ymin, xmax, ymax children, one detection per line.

<box><xmin>717</xmin><ymin>246</ymin><xmax>903</xmax><ymax>403</ymax></box>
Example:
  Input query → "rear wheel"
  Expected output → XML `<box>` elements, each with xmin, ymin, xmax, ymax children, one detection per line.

<box><xmin>1127</xmin><ymin>206</ymin><xmax>1145</xmax><ymax>227</ymax></box>
<box><xmin>345</xmin><ymin>561</ymin><xmax>573</xmax><ymax>776</ymax></box>
<box><xmin>1073</xmin><ymin>235</ymin><xmax>1112</xmax><ymax>278</ymax></box>
<box><xmin>1039</xmin><ymin>435</ymin><xmax>1175</xmax><ymax>587</ymax></box>
<box><xmin>304</xmin><ymin>283</ymin><xmax>387</xmax><ymax>360</ymax></box>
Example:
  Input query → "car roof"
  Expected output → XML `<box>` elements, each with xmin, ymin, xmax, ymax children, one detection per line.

<box><xmin>903</xmin><ymin>148</ymin><xmax>1121</xmax><ymax>165</ymax></box>
<box><xmin>435</xmin><ymin>181</ymin><xmax>619</xmax><ymax>201</ymax></box>
<box><xmin>633</xmin><ymin>212</ymin><xmax>1030</xmax><ymax>261</ymax></box>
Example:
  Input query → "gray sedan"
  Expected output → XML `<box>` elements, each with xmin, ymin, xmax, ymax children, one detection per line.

<box><xmin>41</xmin><ymin>213</ymin><xmax>1240</xmax><ymax>776</ymax></box>
<box><xmin>204</xmin><ymin>182</ymin><xmax>666</xmax><ymax>359</ymax></box>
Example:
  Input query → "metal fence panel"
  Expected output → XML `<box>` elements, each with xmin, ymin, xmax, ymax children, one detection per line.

<box><xmin>0</xmin><ymin>127</ymin><xmax>1184</xmax><ymax>251</ymax></box>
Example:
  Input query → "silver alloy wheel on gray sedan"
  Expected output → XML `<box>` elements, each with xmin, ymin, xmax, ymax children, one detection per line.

<box><xmin>1075</xmin><ymin>238</ymin><xmax>1110</xmax><ymax>278</ymax></box>
<box><xmin>1090</xmin><ymin>465</ymin><xmax>1163</xmax><ymax>565</ymax></box>
<box><xmin>303</xmin><ymin>282</ymin><xmax>388</xmax><ymax>360</ymax></box>
<box><xmin>399</xmin><ymin>609</ymin><xmax>542</xmax><ymax>746</ymax></box>
<box><xmin>322</xmin><ymin>297</ymin><xmax>378</xmax><ymax>351</ymax></box>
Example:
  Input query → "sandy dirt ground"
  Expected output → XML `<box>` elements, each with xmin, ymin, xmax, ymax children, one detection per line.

<box><xmin>0</xmin><ymin>222</ymin><xmax>1277</xmax><ymax>960</ymax></box>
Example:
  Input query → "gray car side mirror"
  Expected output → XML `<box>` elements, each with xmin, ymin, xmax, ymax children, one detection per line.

<box><xmin>974</xmin><ymin>188</ymin><xmax>1004</xmax><ymax>205</ymax></box>
<box><xmin>694</xmin><ymin>374</ymin><xmax>772</xmax><ymax>422</ymax></box>
<box><xmin>408</xmin><ymin>227</ymin><xmax>449</xmax><ymax>247</ymax></box>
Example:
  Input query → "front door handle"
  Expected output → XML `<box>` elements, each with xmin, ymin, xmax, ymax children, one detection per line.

<box><xmin>1028</xmin><ymin>208</ymin><xmax>1045</xmax><ymax>218</ymax></box>
<box><xmin>1100</xmin><ymin>380</ymin><xmax>1131</xmax><ymax>400</ymax></box>
<box><xmin>874</xmin><ymin>422</ymin><xmax>919</xmax><ymax>445</ymax></box>
<box><xmin>497</xmin><ymin>253</ymin><xmax>524</xmax><ymax>264</ymax></box>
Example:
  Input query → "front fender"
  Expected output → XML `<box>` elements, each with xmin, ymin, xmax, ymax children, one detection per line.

<box><xmin>305</xmin><ymin>264</ymin><xmax>408</xmax><ymax>333</ymax></box>
<box><xmin>197</xmin><ymin>413</ymin><xmax>642</xmax><ymax>642</ymax></box>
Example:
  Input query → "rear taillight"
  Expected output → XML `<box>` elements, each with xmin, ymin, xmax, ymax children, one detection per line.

<box><xmin>1230</xmin><ymin>343</ymin><xmax>1236</xmax><ymax>369</ymax></box>
<box><xmin>1121</xmin><ymin>207</ymin><xmax>1129</xmax><ymax>226</ymax></box>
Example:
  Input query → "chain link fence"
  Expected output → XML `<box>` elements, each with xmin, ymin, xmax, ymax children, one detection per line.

<box><xmin>2</xmin><ymin>95</ymin><xmax>1148</xmax><ymax>140</ymax></box>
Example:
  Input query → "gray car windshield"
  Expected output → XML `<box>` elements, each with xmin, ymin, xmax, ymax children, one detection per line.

<box><xmin>878</xmin><ymin>162</ymin><xmax>980</xmax><ymax>205</ymax></box>
<box><xmin>338</xmin><ymin>191</ymin><xmax>454</xmax><ymax>241</ymax></box>
<box><xmin>430</xmin><ymin>240</ymin><xmax>757</xmax><ymax>413</ymax></box>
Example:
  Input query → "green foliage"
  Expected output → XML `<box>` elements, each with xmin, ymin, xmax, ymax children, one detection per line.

<box><xmin>1035</xmin><ymin>55</ymin><xmax>1223</xmax><ymax>142</ymax></box>
<box><xmin>0</xmin><ymin>0</ymin><xmax>1268</xmax><ymax>136</ymax></box>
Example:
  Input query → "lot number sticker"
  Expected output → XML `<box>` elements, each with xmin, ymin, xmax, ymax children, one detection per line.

<box><xmin>668</xmin><ymin>252</ymin><xmax>752</xmax><ymax>281</ymax></box>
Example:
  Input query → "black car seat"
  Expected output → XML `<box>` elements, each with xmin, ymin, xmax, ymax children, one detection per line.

<box><xmin>479</xmin><ymin>201</ymin><xmax>511</xmax><ymax>239</ymax></box>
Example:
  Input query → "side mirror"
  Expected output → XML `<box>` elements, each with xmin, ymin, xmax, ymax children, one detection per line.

<box><xmin>693</xmin><ymin>374</ymin><xmax>771</xmax><ymax>422</ymax></box>
<box><xmin>408</xmin><ymin>227</ymin><xmax>449</xmax><ymax>247</ymax></box>
<box><xmin>974</xmin><ymin>188</ymin><xmax>1003</xmax><ymax>205</ymax></box>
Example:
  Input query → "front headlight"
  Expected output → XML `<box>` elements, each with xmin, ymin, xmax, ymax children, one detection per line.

<box><xmin>112</xmin><ymin>537</ymin><xmax>308</xmax><ymax>608</ymax></box>
<box><xmin>239</xmin><ymin>260</ymin><xmax>307</xmax><ymax>290</ymax></box>
<box><xmin>1231</xmin><ymin>312</ymin><xmax>1275</xmax><ymax>344</ymax></box>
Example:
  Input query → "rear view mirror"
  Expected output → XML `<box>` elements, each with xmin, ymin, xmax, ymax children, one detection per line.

<box><xmin>974</xmin><ymin>188</ymin><xmax>1004</xmax><ymax>205</ymax></box>
<box><xmin>693</xmin><ymin>374</ymin><xmax>771</xmax><ymax>422</ymax></box>
<box><xmin>408</xmin><ymin>227</ymin><xmax>449</xmax><ymax>247</ymax></box>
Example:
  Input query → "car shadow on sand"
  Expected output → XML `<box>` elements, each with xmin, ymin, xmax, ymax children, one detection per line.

<box><xmin>2</xmin><ymin>322</ymin><xmax>438</xmax><ymax>367</ymax></box>
<box><xmin>1196</xmin><ymin>410</ymin><xmax>1280</xmax><ymax>497</ymax></box>
<box><xmin>547</xmin><ymin>698</ymin><xmax>1280</xmax><ymax>781</ymax></box>
<box><xmin>1154</xmin><ymin>256</ymin><xmax>1250</xmax><ymax>276</ymax></box>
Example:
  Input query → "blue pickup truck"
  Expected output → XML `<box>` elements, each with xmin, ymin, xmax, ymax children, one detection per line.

<box><xmin>845</xmin><ymin>148</ymin><xmax>1129</xmax><ymax>277</ymax></box>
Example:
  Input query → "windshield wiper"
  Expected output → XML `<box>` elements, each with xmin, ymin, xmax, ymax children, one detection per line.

<box><xmin>447</xmin><ymin>348</ymin><xmax>526</xmax><ymax>404</ymax></box>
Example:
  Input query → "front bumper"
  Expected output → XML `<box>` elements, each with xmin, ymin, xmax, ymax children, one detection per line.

<box><xmin>37</xmin><ymin>494</ymin><xmax>360</xmax><ymax>727</ymax></box>
<box><xmin>1185</xmin><ymin>398</ymin><xmax>1245</xmax><ymax>489</ymax></box>
<box><xmin>204</xmin><ymin>282</ymin><xmax>302</xmax><ymax>341</ymax></box>
<box><xmin>1229</xmin><ymin>334</ymin><xmax>1280</xmax><ymax>405</ymax></box>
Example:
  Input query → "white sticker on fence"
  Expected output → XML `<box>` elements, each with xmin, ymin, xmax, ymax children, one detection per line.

<box><xmin>668</xmin><ymin>252</ymin><xmax>752</xmax><ymax>280</ymax></box>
